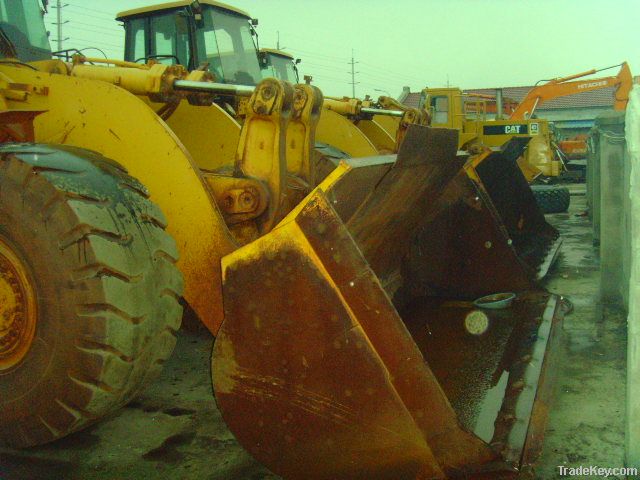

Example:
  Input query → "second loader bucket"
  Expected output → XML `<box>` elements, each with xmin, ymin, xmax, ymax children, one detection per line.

<box><xmin>212</xmin><ymin>126</ymin><xmax>563</xmax><ymax>479</ymax></box>
<box><xmin>473</xmin><ymin>138</ymin><xmax>562</xmax><ymax>280</ymax></box>
<box><xmin>404</xmin><ymin>138</ymin><xmax>562</xmax><ymax>301</ymax></box>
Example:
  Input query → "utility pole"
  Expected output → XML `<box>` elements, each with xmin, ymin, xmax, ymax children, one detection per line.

<box><xmin>276</xmin><ymin>31</ymin><xmax>280</xmax><ymax>50</ymax></box>
<box><xmin>51</xmin><ymin>0</ymin><xmax>69</xmax><ymax>51</ymax></box>
<box><xmin>348</xmin><ymin>49</ymin><xmax>359</xmax><ymax>98</ymax></box>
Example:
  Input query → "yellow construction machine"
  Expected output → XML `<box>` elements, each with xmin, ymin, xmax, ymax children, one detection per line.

<box><xmin>255</xmin><ymin>48</ymin><xmax>419</xmax><ymax>154</ymax></box>
<box><xmin>422</xmin><ymin>87</ymin><xmax>560</xmax><ymax>180</ymax></box>
<box><xmin>259</xmin><ymin>48</ymin><xmax>300</xmax><ymax>83</ymax></box>
<box><xmin>115</xmin><ymin>1</ymin><xmax>425</xmax><ymax>159</ymax></box>
<box><xmin>113</xmin><ymin>0</ymin><xmax>561</xmax><ymax>281</ymax></box>
<box><xmin>1</xmin><ymin>1</ymin><xmax>566</xmax><ymax>478</ymax></box>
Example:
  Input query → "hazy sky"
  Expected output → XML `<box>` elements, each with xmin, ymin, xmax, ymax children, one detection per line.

<box><xmin>44</xmin><ymin>0</ymin><xmax>639</xmax><ymax>98</ymax></box>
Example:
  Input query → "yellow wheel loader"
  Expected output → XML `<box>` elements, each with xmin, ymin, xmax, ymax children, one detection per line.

<box><xmin>113</xmin><ymin>0</ymin><xmax>561</xmax><ymax>284</ymax></box>
<box><xmin>257</xmin><ymin>47</ymin><xmax>421</xmax><ymax>155</ymax></box>
<box><xmin>0</xmin><ymin>1</ymin><xmax>566</xmax><ymax>477</ymax></box>
<box><xmin>256</xmin><ymin>48</ymin><xmax>409</xmax><ymax>154</ymax></box>
<box><xmin>259</xmin><ymin>48</ymin><xmax>301</xmax><ymax>83</ymax></box>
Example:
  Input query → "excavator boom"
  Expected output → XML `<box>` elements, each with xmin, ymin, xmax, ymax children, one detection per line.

<box><xmin>510</xmin><ymin>62</ymin><xmax>633</xmax><ymax>119</ymax></box>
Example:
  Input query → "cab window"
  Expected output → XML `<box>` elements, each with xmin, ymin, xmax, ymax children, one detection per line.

<box><xmin>0</xmin><ymin>0</ymin><xmax>50</xmax><ymax>60</ymax></box>
<box><xmin>149</xmin><ymin>11</ymin><xmax>191</xmax><ymax>66</ymax></box>
<box><xmin>124</xmin><ymin>17</ymin><xmax>146</xmax><ymax>61</ymax></box>
<box><xmin>432</xmin><ymin>96</ymin><xmax>449</xmax><ymax>124</ymax></box>
<box><xmin>195</xmin><ymin>7</ymin><xmax>262</xmax><ymax>85</ymax></box>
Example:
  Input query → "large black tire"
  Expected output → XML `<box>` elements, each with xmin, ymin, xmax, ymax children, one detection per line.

<box><xmin>0</xmin><ymin>144</ymin><xmax>183</xmax><ymax>448</ymax></box>
<box><xmin>530</xmin><ymin>184</ymin><xmax>571</xmax><ymax>214</ymax></box>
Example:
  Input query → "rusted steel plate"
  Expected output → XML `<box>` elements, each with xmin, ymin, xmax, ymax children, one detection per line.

<box><xmin>214</xmin><ymin>194</ymin><xmax>445</xmax><ymax>479</ymax></box>
<box><xmin>474</xmin><ymin>143</ymin><xmax>560</xmax><ymax>274</ymax></box>
<box><xmin>212</xmin><ymin>127</ymin><xmax>565</xmax><ymax>479</ymax></box>
<box><xmin>403</xmin><ymin>171</ymin><xmax>536</xmax><ymax>300</ymax></box>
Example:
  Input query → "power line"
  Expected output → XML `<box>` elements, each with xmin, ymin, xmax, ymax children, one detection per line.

<box><xmin>304</xmin><ymin>61</ymin><xmax>347</xmax><ymax>73</ymax></box>
<box><xmin>306</xmin><ymin>73</ymin><xmax>349</xmax><ymax>84</ymax></box>
<box><xmin>286</xmin><ymin>47</ymin><xmax>349</xmax><ymax>62</ymax></box>
<box><xmin>59</xmin><ymin>8</ymin><xmax>117</xmax><ymax>23</ymax></box>
<box><xmin>56</xmin><ymin>23</ymin><xmax>122</xmax><ymax>38</ymax></box>
<box><xmin>289</xmin><ymin>50</ymin><xmax>427</xmax><ymax>86</ymax></box>
<box><xmin>359</xmin><ymin>62</ymin><xmax>427</xmax><ymax>85</ymax></box>
<box><xmin>65</xmin><ymin>19</ymin><xmax>122</xmax><ymax>32</ymax></box>
<box><xmin>305</xmin><ymin>62</ymin><xmax>411</xmax><ymax>92</ymax></box>
<box><xmin>65</xmin><ymin>1</ymin><xmax>114</xmax><ymax>17</ymax></box>
<box><xmin>67</xmin><ymin>36</ymin><xmax>122</xmax><ymax>50</ymax></box>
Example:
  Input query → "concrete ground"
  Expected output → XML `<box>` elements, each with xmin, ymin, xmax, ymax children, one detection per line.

<box><xmin>0</xmin><ymin>186</ymin><xmax>626</xmax><ymax>480</ymax></box>
<box><xmin>536</xmin><ymin>187</ymin><xmax>626</xmax><ymax>478</ymax></box>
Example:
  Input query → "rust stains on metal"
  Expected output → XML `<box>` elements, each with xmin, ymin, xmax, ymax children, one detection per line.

<box><xmin>0</xmin><ymin>236</ymin><xmax>37</xmax><ymax>371</ymax></box>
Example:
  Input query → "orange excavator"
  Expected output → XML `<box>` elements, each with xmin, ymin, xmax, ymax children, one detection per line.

<box><xmin>509</xmin><ymin>62</ymin><xmax>632</xmax><ymax>120</ymax></box>
<box><xmin>512</xmin><ymin>62</ymin><xmax>632</xmax><ymax>161</ymax></box>
<box><xmin>511</xmin><ymin>62</ymin><xmax>632</xmax><ymax>193</ymax></box>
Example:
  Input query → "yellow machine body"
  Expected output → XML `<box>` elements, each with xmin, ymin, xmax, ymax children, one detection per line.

<box><xmin>0</xmin><ymin>61</ymin><xmax>236</xmax><ymax>333</ymax></box>
<box><xmin>424</xmin><ymin>87</ymin><xmax>560</xmax><ymax>179</ymax></box>
<box><xmin>0</xmin><ymin>3</ymin><xmax>568</xmax><ymax>477</ymax></box>
<box><xmin>316</xmin><ymin>108</ymin><xmax>379</xmax><ymax>157</ymax></box>
<box><xmin>259</xmin><ymin>48</ymin><xmax>300</xmax><ymax>84</ymax></box>
<box><xmin>1</xmin><ymin>58</ymin><xmax>566</xmax><ymax>480</ymax></box>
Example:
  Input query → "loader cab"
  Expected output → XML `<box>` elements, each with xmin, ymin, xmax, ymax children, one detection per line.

<box><xmin>259</xmin><ymin>48</ymin><xmax>300</xmax><ymax>83</ymax></box>
<box><xmin>420</xmin><ymin>88</ymin><xmax>466</xmax><ymax>130</ymax></box>
<box><xmin>118</xmin><ymin>0</ymin><xmax>263</xmax><ymax>86</ymax></box>
<box><xmin>0</xmin><ymin>0</ymin><xmax>51</xmax><ymax>61</ymax></box>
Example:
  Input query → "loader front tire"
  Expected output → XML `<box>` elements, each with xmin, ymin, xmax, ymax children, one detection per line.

<box><xmin>0</xmin><ymin>144</ymin><xmax>183</xmax><ymax>448</ymax></box>
<box><xmin>531</xmin><ymin>184</ymin><xmax>571</xmax><ymax>214</ymax></box>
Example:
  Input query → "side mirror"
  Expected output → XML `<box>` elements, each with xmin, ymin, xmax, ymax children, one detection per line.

<box><xmin>251</xmin><ymin>18</ymin><xmax>259</xmax><ymax>26</ymax></box>
<box><xmin>258</xmin><ymin>51</ymin><xmax>268</xmax><ymax>68</ymax></box>
<box><xmin>189</xmin><ymin>1</ymin><xmax>204</xmax><ymax>25</ymax></box>
<box><xmin>295</xmin><ymin>58</ymin><xmax>301</xmax><ymax>64</ymax></box>
<box><xmin>190</xmin><ymin>0</ymin><xmax>202</xmax><ymax>13</ymax></box>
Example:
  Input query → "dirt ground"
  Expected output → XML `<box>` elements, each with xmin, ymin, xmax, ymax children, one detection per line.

<box><xmin>0</xmin><ymin>186</ymin><xmax>626</xmax><ymax>480</ymax></box>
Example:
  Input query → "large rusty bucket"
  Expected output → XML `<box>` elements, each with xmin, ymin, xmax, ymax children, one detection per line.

<box><xmin>403</xmin><ymin>137</ymin><xmax>562</xmax><ymax>301</ymax></box>
<box><xmin>212</xmin><ymin>126</ymin><xmax>563</xmax><ymax>479</ymax></box>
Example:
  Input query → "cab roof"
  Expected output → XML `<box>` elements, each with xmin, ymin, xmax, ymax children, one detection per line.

<box><xmin>117</xmin><ymin>0</ymin><xmax>251</xmax><ymax>21</ymax></box>
<box><xmin>260</xmin><ymin>48</ymin><xmax>294</xmax><ymax>60</ymax></box>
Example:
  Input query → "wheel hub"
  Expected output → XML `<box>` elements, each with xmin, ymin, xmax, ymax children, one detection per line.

<box><xmin>0</xmin><ymin>238</ymin><xmax>36</xmax><ymax>371</ymax></box>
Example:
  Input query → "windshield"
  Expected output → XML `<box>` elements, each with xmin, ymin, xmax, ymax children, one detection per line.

<box><xmin>0</xmin><ymin>0</ymin><xmax>50</xmax><ymax>61</ymax></box>
<box><xmin>265</xmin><ymin>54</ymin><xmax>298</xmax><ymax>83</ymax></box>
<box><xmin>124</xmin><ymin>10</ymin><xmax>191</xmax><ymax>67</ymax></box>
<box><xmin>149</xmin><ymin>10</ymin><xmax>191</xmax><ymax>66</ymax></box>
<box><xmin>195</xmin><ymin>6</ymin><xmax>262</xmax><ymax>85</ymax></box>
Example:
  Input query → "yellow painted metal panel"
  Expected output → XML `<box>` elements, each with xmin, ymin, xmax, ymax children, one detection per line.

<box><xmin>1</xmin><ymin>66</ymin><xmax>235</xmax><ymax>333</ymax></box>
<box><xmin>117</xmin><ymin>0</ymin><xmax>251</xmax><ymax>21</ymax></box>
<box><xmin>162</xmin><ymin>101</ymin><xmax>241</xmax><ymax>171</ymax></box>
<box><xmin>356</xmin><ymin>119</ymin><xmax>396</xmax><ymax>153</ymax></box>
<box><xmin>316</xmin><ymin>109</ymin><xmax>378</xmax><ymax>158</ymax></box>
<box><xmin>373</xmin><ymin>114</ymin><xmax>400</xmax><ymax>138</ymax></box>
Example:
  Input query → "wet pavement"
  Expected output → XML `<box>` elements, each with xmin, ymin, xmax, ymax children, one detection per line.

<box><xmin>0</xmin><ymin>185</ymin><xmax>626</xmax><ymax>479</ymax></box>
<box><xmin>536</xmin><ymin>188</ymin><xmax>626</xmax><ymax>478</ymax></box>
